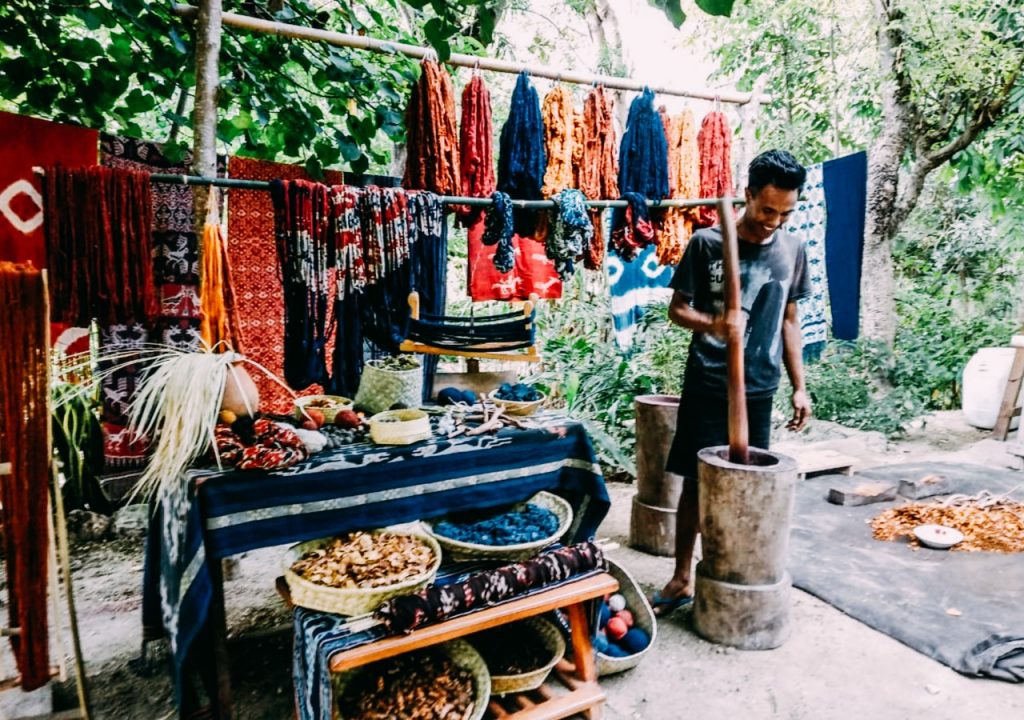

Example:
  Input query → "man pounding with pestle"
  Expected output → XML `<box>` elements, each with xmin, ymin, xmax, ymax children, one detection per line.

<box><xmin>652</xmin><ymin>149</ymin><xmax>812</xmax><ymax>615</ymax></box>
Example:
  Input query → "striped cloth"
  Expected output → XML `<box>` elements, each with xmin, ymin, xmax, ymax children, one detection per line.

<box><xmin>295</xmin><ymin>549</ymin><xmax>602</xmax><ymax>720</ymax></box>
<box><xmin>141</xmin><ymin>414</ymin><xmax>609</xmax><ymax>717</ymax></box>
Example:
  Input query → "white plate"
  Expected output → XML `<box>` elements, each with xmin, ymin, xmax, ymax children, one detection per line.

<box><xmin>913</xmin><ymin>524</ymin><xmax>964</xmax><ymax>549</ymax></box>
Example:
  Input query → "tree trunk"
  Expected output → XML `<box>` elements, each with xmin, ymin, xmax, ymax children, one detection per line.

<box><xmin>583</xmin><ymin>0</ymin><xmax>631</xmax><ymax>130</ymax></box>
<box><xmin>192</xmin><ymin>0</ymin><xmax>223</xmax><ymax>235</ymax></box>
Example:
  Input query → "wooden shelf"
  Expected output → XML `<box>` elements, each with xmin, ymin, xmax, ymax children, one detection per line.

<box><xmin>328</xmin><ymin>572</ymin><xmax>618</xmax><ymax>720</ymax></box>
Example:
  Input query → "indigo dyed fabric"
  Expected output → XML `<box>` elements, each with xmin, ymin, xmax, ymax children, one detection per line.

<box><xmin>822</xmin><ymin>151</ymin><xmax>867</xmax><ymax>341</ymax></box>
<box><xmin>784</xmin><ymin>162</ymin><xmax>828</xmax><ymax>359</ymax></box>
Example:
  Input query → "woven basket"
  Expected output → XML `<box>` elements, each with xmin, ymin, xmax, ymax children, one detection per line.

<box><xmin>368</xmin><ymin>408</ymin><xmax>432</xmax><ymax>445</ymax></box>
<box><xmin>354</xmin><ymin>359</ymin><xmax>423</xmax><ymax>415</ymax></box>
<box><xmin>334</xmin><ymin>639</ymin><xmax>491</xmax><ymax>720</ymax></box>
<box><xmin>293</xmin><ymin>395</ymin><xmax>354</xmax><ymax>424</ymax></box>
<box><xmin>596</xmin><ymin>557</ymin><xmax>657</xmax><ymax>676</ymax></box>
<box><xmin>484</xmin><ymin>617</ymin><xmax>566</xmax><ymax>695</ymax></box>
<box><xmin>422</xmin><ymin>491</ymin><xmax>573</xmax><ymax>562</ymax></box>
<box><xmin>283</xmin><ymin>530</ymin><xmax>441</xmax><ymax>616</ymax></box>
<box><xmin>488</xmin><ymin>390</ymin><xmax>545</xmax><ymax>416</ymax></box>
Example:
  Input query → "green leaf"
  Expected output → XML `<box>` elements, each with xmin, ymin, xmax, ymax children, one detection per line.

<box><xmin>696</xmin><ymin>0</ymin><xmax>737</xmax><ymax>16</ymax></box>
<box><xmin>124</xmin><ymin>88</ymin><xmax>156</xmax><ymax>113</ymax></box>
<box><xmin>648</xmin><ymin>1</ymin><xmax>686</xmax><ymax>28</ymax></box>
<box><xmin>478</xmin><ymin>8</ymin><xmax>497</xmax><ymax>45</ymax></box>
<box><xmin>339</xmin><ymin>137</ymin><xmax>361</xmax><ymax>162</ymax></box>
<box><xmin>304</xmin><ymin>154</ymin><xmax>324</xmax><ymax>180</ymax></box>
<box><xmin>168</xmin><ymin>28</ymin><xmax>187</xmax><ymax>55</ymax></box>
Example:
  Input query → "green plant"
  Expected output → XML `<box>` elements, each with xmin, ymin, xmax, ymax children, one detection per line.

<box><xmin>51</xmin><ymin>382</ymin><xmax>111</xmax><ymax>513</ymax></box>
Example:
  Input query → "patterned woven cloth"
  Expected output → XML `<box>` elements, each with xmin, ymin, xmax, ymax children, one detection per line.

<box><xmin>784</xmin><ymin>162</ymin><xmax>829</xmax><ymax>358</ymax></box>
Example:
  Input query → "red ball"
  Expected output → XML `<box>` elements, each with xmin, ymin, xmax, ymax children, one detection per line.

<box><xmin>606</xmin><ymin>616</ymin><xmax>628</xmax><ymax>641</ymax></box>
<box><xmin>615</xmin><ymin>609</ymin><xmax>634</xmax><ymax>628</ymax></box>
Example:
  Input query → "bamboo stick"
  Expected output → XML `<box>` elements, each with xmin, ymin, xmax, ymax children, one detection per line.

<box><xmin>718</xmin><ymin>198</ymin><xmax>749</xmax><ymax>464</ymax></box>
<box><xmin>171</xmin><ymin>5</ymin><xmax>767</xmax><ymax>105</ymax></box>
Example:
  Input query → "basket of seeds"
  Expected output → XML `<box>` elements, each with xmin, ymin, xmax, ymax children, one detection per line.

<box><xmin>334</xmin><ymin>640</ymin><xmax>490</xmax><ymax>720</ymax></box>
<box><xmin>284</xmin><ymin>529</ymin><xmax>441</xmax><ymax>616</ymax></box>
<box><xmin>469</xmin><ymin>617</ymin><xmax>565</xmax><ymax>695</ymax></box>
<box><xmin>422</xmin><ymin>491</ymin><xmax>573</xmax><ymax>562</ymax></box>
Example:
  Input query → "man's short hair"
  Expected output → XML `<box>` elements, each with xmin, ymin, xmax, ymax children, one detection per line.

<box><xmin>747</xmin><ymin>150</ymin><xmax>806</xmax><ymax>194</ymax></box>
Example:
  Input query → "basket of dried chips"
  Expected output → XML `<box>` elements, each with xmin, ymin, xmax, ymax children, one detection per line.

<box><xmin>284</xmin><ymin>529</ymin><xmax>441</xmax><ymax>615</ymax></box>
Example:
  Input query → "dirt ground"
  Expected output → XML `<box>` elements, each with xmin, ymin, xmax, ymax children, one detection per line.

<box><xmin>2</xmin><ymin>411</ymin><xmax>1022</xmax><ymax>719</ymax></box>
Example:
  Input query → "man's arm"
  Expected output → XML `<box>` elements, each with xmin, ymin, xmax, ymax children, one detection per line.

<box><xmin>668</xmin><ymin>290</ymin><xmax>729</xmax><ymax>338</ymax></box>
<box><xmin>782</xmin><ymin>300</ymin><xmax>811</xmax><ymax>430</ymax></box>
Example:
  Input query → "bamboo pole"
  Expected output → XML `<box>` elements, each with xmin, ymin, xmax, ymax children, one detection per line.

<box><xmin>718</xmin><ymin>198</ymin><xmax>749</xmax><ymax>464</ymax></box>
<box><xmin>172</xmin><ymin>4</ymin><xmax>767</xmax><ymax>105</ymax></box>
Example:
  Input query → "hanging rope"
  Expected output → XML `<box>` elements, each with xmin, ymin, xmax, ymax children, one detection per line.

<box><xmin>578</xmin><ymin>86</ymin><xmax>619</xmax><ymax>268</ymax></box>
<box><xmin>43</xmin><ymin>165</ymin><xmax>158</xmax><ymax>327</ymax></box>
<box><xmin>611</xmin><ymin>88</ymin><xmax>668</xmax><ymax>260</ymax></box>
<box><xmin>547</xmin><ymin>189</ymin><xmax>593</xmax><ymax>281</ymax></box>
<box><xmin>270</xmin><ymin>179</ymin><xmax>332</xmax><ymax>390</ymax></box>
<box><xmin>403</xmin><ymin>60</ymin><xmax>461</xmax><ymax>196</ymax></box>
<box><xmin>482</xmin><ymin>190</ymin><xmax>515</xmax><ymax>273</ymax></box>
<box><xmin>541</xmin><ymin>85</ymin><xmax>576</xmax><ymax>197</ymax></box>
<box><xmin>697</xmin><ymin>110</ymin><xmax>734</xmax><ymax>227</ymax></box>
<box><xmin>497</xmin><ymin>72</ymin><xmax>546</xmax><ymax>236</ymax></box>
<box><xmin>0</xmin><ymin>262</ymin><xmax>51</xmax><ymax>691</ymax></box>
<box><xmin>457</xmin><ymin>74</ymin><xmax>496</xmax><ymax>225</ymax></box>
<box><xmin>655</xmin><ymin>107</ymin><xmax>701</xmax><ymax>266</ymax></box>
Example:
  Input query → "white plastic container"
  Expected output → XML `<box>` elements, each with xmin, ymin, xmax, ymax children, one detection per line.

<box><xmin>962</xmin><ymin>348</ymin><xmax>1017</xmax><ymax>430</ymax></box>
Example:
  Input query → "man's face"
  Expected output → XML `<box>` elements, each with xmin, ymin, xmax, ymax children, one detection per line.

<box><xmin>742</xmin><ymin>184</ymin><xmax>798</xmax><ymax>241</ymax></box>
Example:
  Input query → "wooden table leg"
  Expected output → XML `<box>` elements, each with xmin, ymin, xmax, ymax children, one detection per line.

<box><xmin>208</xmin><ymin>557</ymin><xmax>234</xmax><ymax>719</ymax></box>
<box><xmin>564</xmin><ymin>601</ymin><xmax>596</xmax><ymax>683</ymax></box>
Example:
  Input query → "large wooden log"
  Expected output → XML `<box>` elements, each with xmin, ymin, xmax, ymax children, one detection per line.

<box><xmin>693</xmin><ymin>564</ymin><xmax>792</xmax><ymax>650</ymax></box>
<box><xmin>628</xmin><ymin>497</ymin><xmax>676</xmax><ymax>557</ymax></box>
<box><xmin>633</xmin><ymin>395</ymin><xmax>683</xmax><ymax>508</ymax></box>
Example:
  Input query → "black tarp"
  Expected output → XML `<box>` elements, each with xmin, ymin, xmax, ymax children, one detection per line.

<box><xmin>789</xmin><ymin>462</ymin><xmax>1024</xmax><ymax>681</ymax></box>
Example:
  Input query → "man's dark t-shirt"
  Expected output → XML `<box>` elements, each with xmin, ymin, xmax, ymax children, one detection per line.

<box><xmin>670</xmin><ymin>226</ymin><xmax>810</xmax><ymax>398</ymax></box>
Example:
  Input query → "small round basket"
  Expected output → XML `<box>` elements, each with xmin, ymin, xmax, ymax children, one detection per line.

<box><xmin>283</xmin><ymin>529</ymin><xmax>441</xmax><ymax>616</ymax></box>
<box><xmin>422</xmin><ymin>491</ymin><xmax>573</xmax><ymax>562</ymax></box>
<box><xmin>333</xmin><ymin>639</ymin><xmax>491</xmax><ymax>720</ymax></box>
<box><xmin>293</xmin><ymin>394</ymin><xmax>353</xmax><ymax>424</ymax></box>
<box><xmin>488</xmin><ymin>390</ymin><xmax>546</xmax><ymax>416</ymax></box>
<box><xmin>596</xmin><ymin>558</ymin><xmax>657</xmax><ymax>676</ymax></box>
<box><xmin>354</xmin><ymin>358</ymin><xmax>423</xmax><ymax>415</ymax></box>
<box><xmin>368</xmin><ymin>408</ymin><xmax>432</xmax><ymax>445</ymax></box>
<box><xmin>484</xmin><ymin>617</ymin><xmax>566</xmax><ymax>695</ymax></box>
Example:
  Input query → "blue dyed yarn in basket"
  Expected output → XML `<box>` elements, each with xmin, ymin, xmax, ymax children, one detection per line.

<box><xmin>434</xmin><ymin>503</ymin><xmax>559</xmax><ymax>545</ymax></box>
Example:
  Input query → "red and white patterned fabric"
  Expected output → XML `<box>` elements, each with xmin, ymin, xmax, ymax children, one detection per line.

<box><xmin>467</xmin><ymin>216</ymin><xmax>562</xmax><ymax>301</ymax></box>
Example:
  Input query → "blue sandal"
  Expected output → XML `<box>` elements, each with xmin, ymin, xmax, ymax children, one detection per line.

<box><xmin>650</xmin><ymin>591</ymin><xmax>694</xmax><ymax>616</ymax></box>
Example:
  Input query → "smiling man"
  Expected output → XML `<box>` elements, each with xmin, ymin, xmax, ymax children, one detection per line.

<box><xmin>652</xmin><ymin>149</ymin><xmax>811</xmax><ymax>615</ymax></box>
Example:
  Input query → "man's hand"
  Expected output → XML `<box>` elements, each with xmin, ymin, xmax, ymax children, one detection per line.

<box><xmin>707</xmin><ymin>311</ymin><xmax>745</xmax><ymax>341</ymax></box>
<box><xmin>787</xmin><ymin>389</ymin><xmax>811</xmax><ymax>431</ymax></box>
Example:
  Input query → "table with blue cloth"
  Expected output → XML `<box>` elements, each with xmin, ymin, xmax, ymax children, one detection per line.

<box><xmin>141</xmin><ymin>413</ymin><xmax>610</xmax><ymax>718</ymax></box>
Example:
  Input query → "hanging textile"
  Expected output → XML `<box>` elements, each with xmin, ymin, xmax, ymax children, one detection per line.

<box><xmin>547</xmin><ymin>189</ymin><xmax>593</xmax><ymax>281</ymax></box>
<box><xmin>610</xmin><ymin>191</ymin><xmax>656</xmax><ymax>260</ymax></box>
<box><xmin>696</xmin><ymin>111</ymin><xmax>734</xmax><ymax>227</ymax></box>
<box><xmin>822</xmin><ymin>151</ymin><xmax>867</xmax><ymax>342</ymax></box>
<box><xmin>43</xmin><ymin>165</ymin><xmax>158</xmax><ymax>327</ymax></box>
<box><xmin>608</xmin><ymin>243</ymin><xmax>675</xmax><ymax>351</ymax></box>
<box><xmin>655</xmin><ymin>107</ymin><xmax>700</xmax><ymax>266</ymax></box>
<box><xmin>226</xmin><ymin>156</ymin><xmax>343</xmax><ymax>412</ymax></box>
<box><xmin>578</xmin><ymin>87</ymin><xmax>619</xmax><ymax>268</ymax></box>
<box><xmin>467</xmin><ymin>217</ymin><xmax>562</xmax><ymax>301</ymax></box>
<box><xmin>541</xmin><ymin>85</ymin><xmax>576</xmax><ymax>197</ymax></box>
<box><xmin>270</xmin><ymin>179</ymin><xmax>333</xmax><ymax>391</ymax></box>
<box><xmin>784</xmin><ymin>162</ymin><xmax>828</xmax><ymax>360</ymax></box>
<box><xmin>0</xmin><ymin>111</ymin><xmax>97</xmax><ymax>269</ymax></box>
<box><xmin>0</xmin><ymin>262</ymin><xmax>51</xmax><ymax>691</ymax></box>
<box><xmin>497</xmin><ymin>72</ymin><xmax>546</xmax><ymax>237</ymax></box>
<box><xmin>199</xmin><ymin>192</ymin><xmax>245</xmax><ymax>352</ymax></box>
<box><xmin>408</xmin><ymin>191</ymin><xmax>448</xmax><ymax>400</ymax></box>
<box><xmin>358</xmin><ymin>186</ymin><xmax>413</xmax><ymax>354</ymax></box>
<box><xmin>611</xmin><ymin>87</ymin><xmax>668</xmax><ymax>260</ymax></box>
<box><xmin>328</xmin><ymin>184</ymin><xmax>365</xmax><ymax>397</ymax></box>
<box><xmin>458</xmin><ymin>74</ymin><xmax>496</xmax><ymax>225</ymax></box>
<box><xmin>403</xmin><ymin>60</ymin><xmax>460</xmax><ymax>196</ymax></box>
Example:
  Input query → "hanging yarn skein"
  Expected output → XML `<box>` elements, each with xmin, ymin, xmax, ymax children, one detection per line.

<box><xmin>403</xmin><ymin>60</ymin><xmax>461</xmax><ymax>196</ymax></box>
<box><xmin>655</xmin><ymin>107</ymin><xmax>700</xmax><ymax>266</ymax></box>
<box><xmin>0</xmin><ymin>262</ymin><xmax>51</xmax><ymax>691</ymax></box>
<box><xmin>497</xmin><ymin>72</ymin><xmax>547</xmax><ymax>237</ymax></box>
<box><xmin>612</xmin><ymin>88</ymin><xmax>668</xmax><ymax>260</ymax></box>
<box><xmin>541</xmin><ymin>85</ymin><xmax>576</xmax><ymax>197</ymax></box>
<box><xmin>548</xmin><ymin>189</ymin><xmax>593</xmax><ymax>281</ymax></box>
<box><xmin>578</xmin><ymin>86</ymin><xmax>619</xmax><ymax>269</ymax></box>
<box><xmin>482</xmin><ymin>191</ymin><xmax>515</xmax><ymax>273</ymax></box>
<box><xmin>43</xmin><ymin>165</ymin><xmax>158</xmax><ymax>327</ymax></box>
<box><xmin>697</xmin><ymin>110</ymin><xmax>734</xmax><ymax>227</ymax></box>
<box><xmin>458</xmin><ymin>74</ymin><xmax>496</xmax><ymax>225</ymax></box>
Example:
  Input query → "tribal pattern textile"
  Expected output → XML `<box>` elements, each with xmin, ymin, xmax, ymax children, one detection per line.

<box><xmin>213</xmin><ymin>418</ymin><xmax>308</xmax><ymax>471</ymax></box>
<box><xmin>784</xmin><ymin>162</ymin><xmax>828</xmax><ymax>357</ymax></box>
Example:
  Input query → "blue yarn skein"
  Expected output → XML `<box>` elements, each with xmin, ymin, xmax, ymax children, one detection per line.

<box><xmin>482</xmin><ymin>191</ymin><xmax>515</xmax><ymax>273</ymax></box>
<box><xmin>611</xmin><ymin>88</ymin><xmax>669</xmax><ymax>242</ymax></box>
<box><xmin>497</xmin><ymin>72</ymin><xmax>546</xmax><ymax>236</ymax></box>
<box><xmin>548</xmin><ymin>189</ymin><xmax>593</xmax><ymax>281</ymax></box>
<box><xmin>619</xmin><ymin>628</ymin><xmax>651</xmax><ymax>655</ymax></box>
